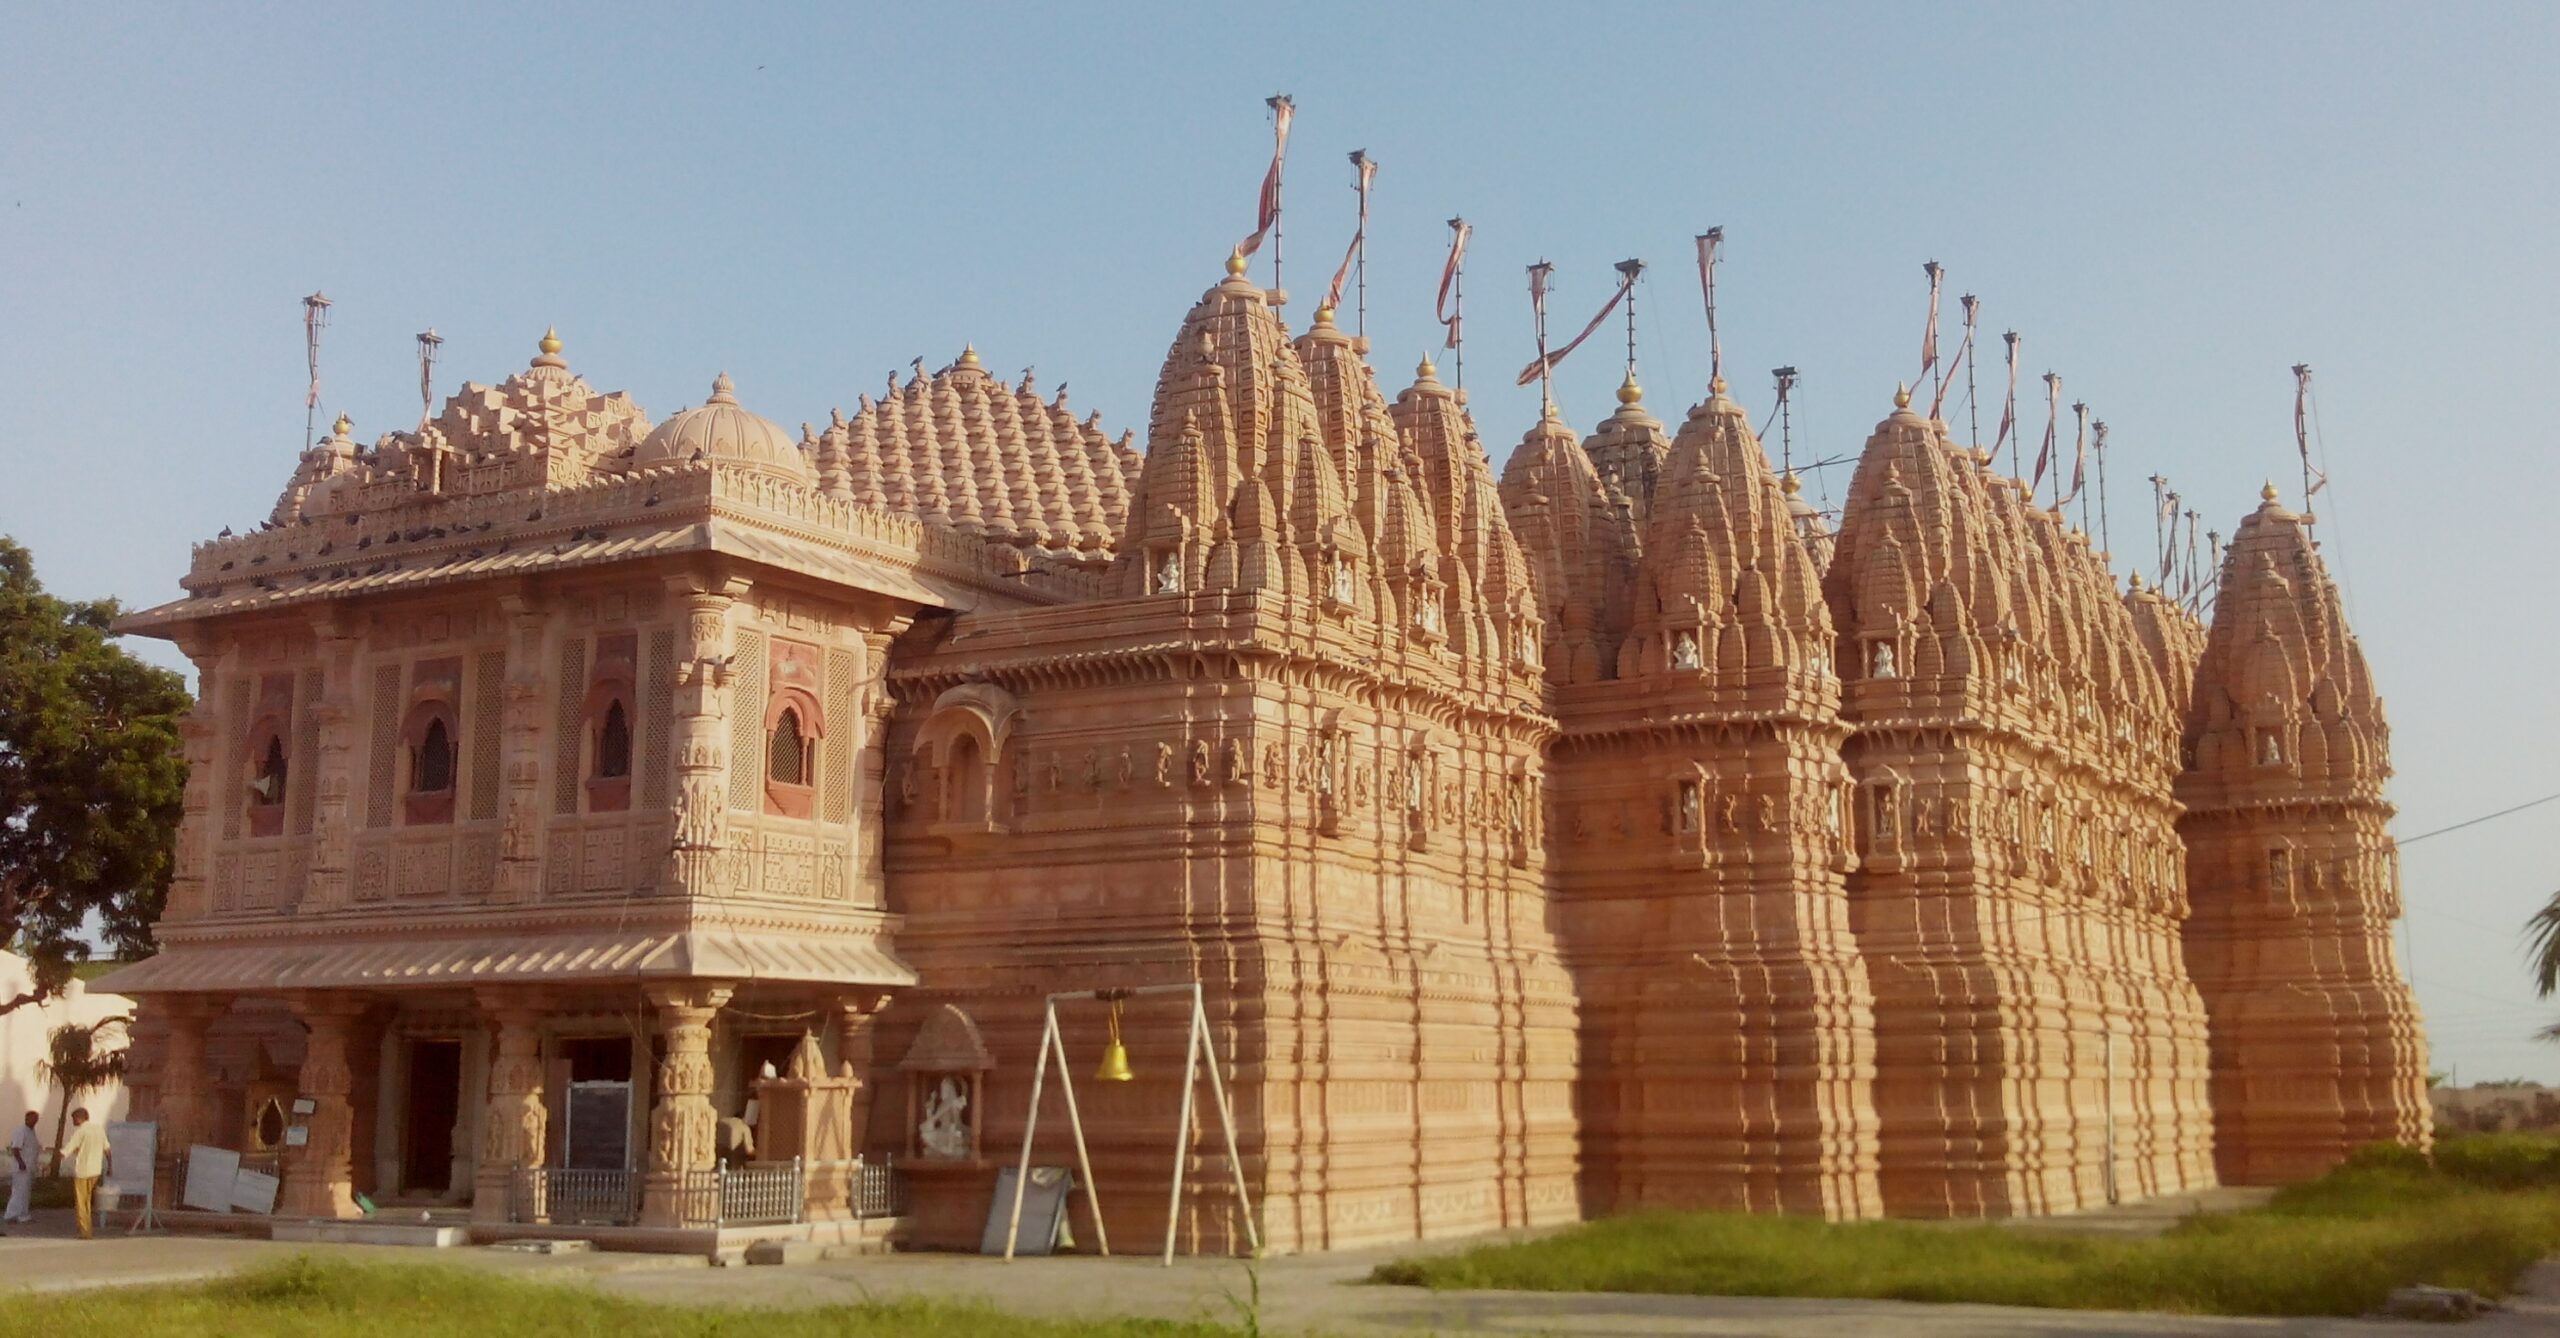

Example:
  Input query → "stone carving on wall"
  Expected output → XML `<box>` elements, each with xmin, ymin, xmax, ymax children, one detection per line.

<box><xmin>919</xmin><ymin>1076</ymin><xmax>970</xmax><ymax>1159</ymax></box>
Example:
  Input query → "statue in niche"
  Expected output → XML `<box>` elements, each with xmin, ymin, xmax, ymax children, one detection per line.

<box><xmin>1405</xmin><ymin>762</ymin><xmax>1425</xmax><ymax>814</ymax></box>
<box><xmin>918</xmin><ymin>1076</ymin><xmax>970</xmax><ymax>1160</ymax></box>
<box><xmin>1332</xmin><ymin>557</ymin><xmax>1357</xmax><ymax>605</ymax></box>
<box><xmin>1416</xmin><ymin>598</ymin><xmax>1442</xmax><ymax>636</ymax></box>
<box><xmin>1670</xmin><ymin>629</ymin><xmax>1702</xmax><ymax>671</ymax></box>
<box><xmin>1223</xmin><ymin>738</ymin><xmax>1249</xmax><ymax>784</ymax></box>
<box><xmin>1871</xmin><ymin>642</ymin><xmax>1897</xmax><ymax>680</ymax></box>
<box><xmin>1155</xmin><ymin>551</ymin><xmax>1183</xmax><ymax>595</ymax></box>
<box><xmin>2260</xmin><ymin>730</ymin><xmax>2284</xmax><ymax>765</ymax></box>
<box><xmin>1677</xmin><ymin>783</ymin><xmax>1701</xmax><ymax>835</ymax></box>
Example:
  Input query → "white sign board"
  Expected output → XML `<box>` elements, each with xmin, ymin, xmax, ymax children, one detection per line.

<box><xmin>230</xmin><ymin>1168</ymin><xmax>281</xmax><ymax>1215</ymax></box>
<box><xmin>182</xmin><ymin>1144</ymin><xmax>240</xmax><ymax>1213</ymax></box>
<box><xmin>102</xmin><ymin>1121</ymin><xmax>157</xmax><ymax>1203</ymax></box>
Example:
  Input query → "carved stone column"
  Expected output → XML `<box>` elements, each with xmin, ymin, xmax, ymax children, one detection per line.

<box><xmin>494</xmin><ymin>596</ymin><xmax>549</xmax><ymax>904</ymax></box>
<box><xmin>835</xmin><ymin>991</ymin><xmax>889</xmax><ymax>1154</ymax></box>
<box><xmin>301</xmin><ymin>622</ymin><xmax>362</xmax><ymax>911</ymax></box>
<box><xmin>667</xmin><ymin>581</ymin><xmax>738</xmax><ymax>898</ymax></box>
<box><xmin>855</xmin><ymin>628</ymin><xmax>901</xmax><ymax>899</ymax></box>
<box><xmin>638</xmin><ymin>982</ymin><xmax>733</xmax><ymax>1227</ymax></box>
<box><xmin>280</xmin><ymin>994</ymin><xmax>365</xmax><ymax>1218</ymax></box>
<box><xmin>167</xmin><ymin>697</ymin><xmax>217</xmax><ymax>921</ymax></box>
<box><xmin>138</xmin><ymin>996</ymin><xmax>222</xmax><ymax>1205</ymax></box>
<box><xmin>469</xmin><ymin>994</ymin><xmax>549</xmax><ymax>1224</ymax></box>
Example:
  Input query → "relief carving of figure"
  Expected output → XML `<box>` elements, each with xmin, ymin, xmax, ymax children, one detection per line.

<box><xmin>1082</xmin><ymin>748</ymin><xmax>1103</xmax><ymax>792</ymax></box>
<box><xmin>1155</xmin><ymin>740</ymin><xmax>1176</xmax><ymax>788</ymax></box>
<box><xmin>1189</xmin><ymin>739</ymin><xmax>1212</xmax><ymax>788</ymax></box>
<box><xmin>1670</xmin><ymin>629</ymin><xmax>1702</xmax><ymax>671</ymax></box>
<box><xmin>1115</xmin><ymin>747</ymin><xmax>1135</xmax><ymax>789</ymax></box>
<box><xmin>1223</xmin><ymin>738</ymin><xmax>1248</xmax><ymax>785</ymax></box>
<box><xmin>673</xmin><ymin>775</ymin><xmax>724</xmax><ymax>850</ymax></box>
<box><xmin>919</xmin><ymin>1076</ymin><xmax>970</xmax><ymax>1160</ymax></box>
<box><xmin>1756</xmin><ymin>793</ymin><xmax>1777</xmax><ymax>832</ymax></box>
<box><xmin>1264</xmin><ymin>743</ymin><xmax>1285</xmax><ymax>790</ymax></box>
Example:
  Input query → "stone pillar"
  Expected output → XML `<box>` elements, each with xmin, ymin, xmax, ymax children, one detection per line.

<box><xmin>494</xmin><ymin>596</ymin><xmax>549</xmax><ymax>904</ymax></box>
<box><xmin>470</xmin><ymin>994</ymin><xmax>549</xmax><ymax>1224</ymax></box>
<box><xmin>638</xmin><ymin>982</ymin><xmax>732</xmax><ymax>1228</ymax></box>
<box><xmin>836</xmin><ymin>990</ymin><xmax>890</xmax><ymax>1159</ymax></box>
<box><xmin>667</xmin><ymin>581</ymin><xmax>739</xmax><ymax>898</ymax></box>
<box><xmin>279</xmin><ymin>994</ymin><xmax>365</xmax><ymax>1218</ymax></box>
<box><xmin>147</xmin><ymin>997</ymin><xmax>223</xmax><ymax>1203</ymax></box>
<box><xmin>301</xmin><ymin>621</ymin><xmax>362</xmax><ymax>912</ymax></box>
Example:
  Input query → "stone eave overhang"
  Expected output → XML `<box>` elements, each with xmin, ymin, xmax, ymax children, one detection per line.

<box><xmin>115</xmin><ymin>464</ymin><xmax>1064</xmax><ymax>639</ymax></box>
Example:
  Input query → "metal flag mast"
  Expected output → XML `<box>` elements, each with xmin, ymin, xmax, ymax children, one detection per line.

<box><xmin>2092</xmin><ymin>417</ymin><xmax>2113</xmax><ymax>559</ymax></box>
<box><xmin>1999</xmin><ymin>331</ymin><xmax>2023</xmax><ymax>481</ymax></box>
<box><xmin>302</xmin><ymin>291</ymin><xmax>332</xmax><ymax>448</ymax></box>
<box><xmin>1960</xmin><ymin>296</ymin><xmax>1983</xmax><ymax>449</ymax></box>
<box><xmin>1438</xmin><ymin>217</ymin><xmax>1471</xmax><ymax>391</ymax></box>
<box><xmin>1527</xmin><ymin>260</ymin><xmax>1555</xmax><ymax>412</ymax></box>
<box><xmin>1771</xmin><ymin>367</ymin><xmax>1799</xmax><ymax>477</ymax></box>
<box><xmin>1002</xmin><ymin>982</ymin><xmax>1258</xmax><ymax>1266</ymax></box>
<box><xmin>2292</xmin><ymin>362</ymin><xmax>2326</xmax><ymax>531</ymax></box>
<box><xmin>416</xmin><ymin>327</ymin><xmax>443</xmax><ymax>430</ymax></box>
<box><xmin>1695</xmin><ymin>228</ymin><xmax>1725</xmax><ymax>388</ymax></box>
<box><xmin>1616</xmin><ymin>257</ymin><xmax>1646</xmax><ymax>386</ymax></box>
<box><xmin>2071</xmin><ymin>399</ymin><xmax>2091</xmax><ymax>533</ymax></box>
<box><xmin>2148</xmin><ymin>473</ymin><xmax>2173</xmax><ymax>589</ymax></box>
<box><xmin>1920</xmin><ymin>261</ymin><xmax>1945</xmax><ymax>409</ymax></box>
<box><xmin>1350</xmin><ymin>151</ymin><xmax>1372</xmax><ymax>341</ymax></box>
<box><xmin>1266</xmin><ymin>95</ymin><xmax>1291</xmax><ymax>293</ymax></box>
<box><xmin>2038</xmin><ymin>370</ymin><xmax>2062</xmax><ymax>509</ymax></box>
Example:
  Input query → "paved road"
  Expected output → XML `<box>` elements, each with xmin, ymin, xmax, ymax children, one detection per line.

<box><xmin>4</xmin><ymin>1206</ymin><xmax>2556</xmax><ymax>1336</ymax></box>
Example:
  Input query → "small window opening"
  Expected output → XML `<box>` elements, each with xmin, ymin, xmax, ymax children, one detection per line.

<box><xmin>413</xmin><ymin>718</ymin><xmax>456</xmax><ymax>794</ymax></box>
<box><xmin>770</xmin><ymin>708</ymin><xmax>808</xmax><ymax>786</ymax></box>
<box><xmin>595</xmin><ymin>700</ymin><xmax>632</xmax><ymax>780</ymax></box>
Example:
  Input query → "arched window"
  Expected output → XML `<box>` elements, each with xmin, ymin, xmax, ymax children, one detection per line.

<box><xmin>414</xmin><ymin>717</ymin><xmax>456</xmax><ymax>794</ymax></box>
<box><xmin>595</xmin><ymin>700</ymin><xmax>632</xmax><ymax>781</ymax></box>
<box><xmin>250</xmin><ymin>734</ymin><xmax>288</xmax><ymax>808</ymax></box>
<box><xmin>769</xmin><ymin>707</ymin><xmax>808</xmax><ymax>787</ymax></box>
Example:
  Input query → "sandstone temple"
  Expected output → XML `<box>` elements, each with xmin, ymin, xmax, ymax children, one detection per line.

<box><xmin>100</xmin><ymin>251</ymin><xmax>2429</xmax><ymax>1253</ymax></box>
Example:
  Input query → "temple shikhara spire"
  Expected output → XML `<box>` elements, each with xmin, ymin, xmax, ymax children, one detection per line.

<box><xmin>95</xmin><ymin>132</ymin><xmax>2426</xmax><ymax>1252</ymax></box>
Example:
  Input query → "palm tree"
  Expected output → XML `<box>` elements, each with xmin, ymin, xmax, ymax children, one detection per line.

<box><xmin>2529</xmin><ymin>894</ymin><xmax>2560</xmax><ymax>1041</ymax></box>
<box><xmin>36</xmin><ymin>1015</ymin><xmax>128</xmax><ymax>1175</ymax></box>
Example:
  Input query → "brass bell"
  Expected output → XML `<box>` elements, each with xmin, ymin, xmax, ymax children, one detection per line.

<box><xmin>1096</xmin><ymin>998</ymin><xmax>1135</xmax><ymax>1082</ymax></box>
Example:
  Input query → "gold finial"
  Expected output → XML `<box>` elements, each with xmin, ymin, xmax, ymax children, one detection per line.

<box><xmin>1617</xmin><ymin>368</ymin><xmax>1643</xmax><ymax>405</ymax></box>
<box><xmin>1542</xmin><ymin>396</ymin><xmax>1560</xmax><ymax>421</ymax></box>
<box><xmin>1225</xmin><ymin>250</ymin><xmax>1248</xmax><ymax>277</ymax></box>
<box><xmin>539</xmin><ymin>327</ymin><xmax>562</xmax><ymax>356</ymax></box>
<box><xmin>2261</xmin><ymin>480</ymin><xmax>2280</xmax><ymax>502</ymax></box>
<box><xmin>1417</xmin><ymin>353</ymin><xmax>1437</xmax><ymax>380</ymax></box>
<box><xmin>958</xmin><ymin>344</ymin><xmax>980</xmax><ymax>369</ymax></box>
<box><xmin>1314</xmin><ymin>304</ymin><xmax>1336</xmax><ymax>325</ymax></box>
<box><xmin>2129</xmin><ymin>573</ymin><xmax>2145</xmax><ymax>591</ymax></box>
<box><xmin>1711</xmin><ymin>375</ymin><xmax>1729</xmax><ymax>397</ymax></box>
<box><xmin>1782</xmin><ymin>470</ymin><xmax>1802</xmax><ymax>495</ymax></box>
<box><xmin>1893</xmin><ymin>382</ymin><xmax>1912</xmax><ymax>409</ymax></box>
<box><xmin>331</xmin><ymin>413</ymin><xmax>352</xmax><ymax>437</ymax></box>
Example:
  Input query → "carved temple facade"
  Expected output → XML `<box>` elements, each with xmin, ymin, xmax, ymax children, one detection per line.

<box><xmin>101</xmin><ymin>253</ymin><xmax>2427</xmax><ymax>1251</ymax></box>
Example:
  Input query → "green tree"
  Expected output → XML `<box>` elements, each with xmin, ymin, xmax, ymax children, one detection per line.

<box><xmin>0</xmin><ymin>536</ymin><xmax>190</xmax><ymax>1013</ymax></box>
<box><xmin>35</xmin><ymin>1014</ymin><xmax>128</xmax><ymax>1174</ymax></box>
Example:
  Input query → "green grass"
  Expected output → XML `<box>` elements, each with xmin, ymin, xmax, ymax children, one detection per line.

<box><xmin>0</xmin><ymin>1255</ymin><xmax>1253</xmax><ymax>1338</ymax></box>
<box><xmin>1372</xmin><ymin>1137</ymin><xmax>2560</xmax><ymax>1317</ymax></box>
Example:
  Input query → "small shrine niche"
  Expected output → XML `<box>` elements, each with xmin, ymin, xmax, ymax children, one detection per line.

<box><xmin>897</xmin><ymin>1004</ymin><xmax>993</xmax><ymax>1164</ymax></box>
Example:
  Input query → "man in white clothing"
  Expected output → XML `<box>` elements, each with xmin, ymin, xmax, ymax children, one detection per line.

<box><xmin>4</xmin><ymin>1110</ymin><xmax>36</xmax><ymax>1223</ymax></box>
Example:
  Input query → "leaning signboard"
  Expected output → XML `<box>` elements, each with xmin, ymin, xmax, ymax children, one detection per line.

<box><xmin>102</xmin><ymin>1121</ymin><xmax>157</xmax><ymax>1204</ymax></box>
<box><xmin>182</xmin><ymin>1144</ymin><xmax>240</xmax><ymax>1213</ymax></box>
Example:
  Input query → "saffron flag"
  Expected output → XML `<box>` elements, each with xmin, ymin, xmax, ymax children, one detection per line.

<box><xmin>2033</xmin><ymin>372</ymin><xmax>2060</xmax><ymax>492</ymax></box>
<box><xmin>1919</xmin><ymin>261</ymin><xmax>1943</xmax><ymax>381</ymax></box>
<box><xmin>1932</xmin><ymin>293</ymin><xmax>1977</xmax><ymax>420</ymax></box>
<box><xmin>1696</xmin><ymin>229</ymin><xmax>1724</xmax><ymax>381</ymax></box>
<box><xmin>2293</xmin><ymin>365</ymin><xmax>2329</xmax><ymax>498</ymax></box>
<box><xmin>2061</xmin><ymin>405</ymin><xmax>2088</xmax><ymax>505</ymax></box>
<box><xmin>1993</xmin><ymin>332</ymin><xmax>2021</xmax><ymax>460</ymax></box>
<box><xmin>1236</xmin><ymin>95</ymin><xmax>1295</xmax><ymax>260</ymax></box>
<box><xmin>1436</xmin><ymin>218</ymin><xmax>1471</xmax><ymax>350</ymax></box>
<box><xmin>1323</xmin><ymin>150</ymin><xmax>1377</xmax><ymax>316</ymax></box>
<box><xmin>1517</xmin><ymin>267</ymin><xmax>1636</xmax><ymax>388</ymax></box>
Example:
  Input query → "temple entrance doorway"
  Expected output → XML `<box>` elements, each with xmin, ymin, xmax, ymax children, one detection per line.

<box><xmin>560</xmin><ymin>1036</ymin><xmax>635</xmax><ymax>1171</ymax></box>
<box><xmin>401</xmin><ymin>1039</ymin><xmax>463</xmax><ymax>1198</ymax></box>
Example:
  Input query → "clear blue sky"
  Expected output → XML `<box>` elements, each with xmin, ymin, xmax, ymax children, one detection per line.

<box><xmin>5</xmin><ymin>3</ymin><xmax>2555</xmax><ymax>1081</ymax></box>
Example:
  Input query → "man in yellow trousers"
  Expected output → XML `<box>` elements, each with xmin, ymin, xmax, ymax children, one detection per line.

<box><xmin>59</xmin><ymin>1107</ymin><xmax>110</xmax><ymax>1240</ymax></box>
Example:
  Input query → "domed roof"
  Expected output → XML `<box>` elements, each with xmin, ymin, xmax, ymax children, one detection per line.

<box><xmin>637</xmin><ymin>373</ymin><xmax>812</xmax><ymax>484</ymax></box>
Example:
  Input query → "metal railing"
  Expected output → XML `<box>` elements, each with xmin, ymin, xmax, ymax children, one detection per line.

<box><xmin>509</xmin><ymin>1168</ymin><xmax>639</xmax><ymax>1227</ymax></box>
<box><xmin>716</xmin><ymin>1158</ymin><xmax>803</xmax><ymax>1227</ymax></box>
<box><xmin>504</xmin><ymin>1159</ymin><xmax>813</xmax><ymax>1229</ymax></box>
<box><xmin>851</xmin><ymin>1156</ymin><xmax>908</xmax><ymax>1220</ymax></box>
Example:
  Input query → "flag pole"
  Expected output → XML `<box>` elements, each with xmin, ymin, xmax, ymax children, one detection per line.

<box><xmin>1350</xmin><ymin>150</ymin><xmax>1371</xmax><ymax>340</ymax></box>
<box><xmin>2002</xmin><ymin>332</ymin><xmax>2023</xmax><ymax>481</ymax></box>
<box><xmin>1266</xmin><ymin>95</ymin><xmax>1289</xmax><ymax>294</ymax></box>
<box><xmin>1447</xmin><ymin>217</ymin><xmax>1468</xmax><ymax>391</ymax></box>
<box><xmin>1960</xmin><ymin>297</ymin><xmax>1982</xmax><ymax>449</ymax></box>
<box><xmin>1615</xmin><ymin>258</ymin><xmax>1646</xmax><ymax>389</ymax></box>
<box><xmin>1773</xmin><ymin>367</ymin><xmax>1799</xmax><ymax>476</ymax></box>
<box><xmin>1920</xmin><ymin>261</ymin><xmax>1944</xmax><ymax>409</ymax></box>
<box><xmin>2093</xmin><ymin>417</ymin><xmax>2113</xmax><ymax>560</ymax></box>
<box><xmin>1529</xmin><ymin>260</ymin><xmax>1555</xmax><ymax>413</ymax></box>
<box><xmin>2072</xmin><ymin>400</ymin><xmax>2091</xmax><ymax>535</ymax></box>
<box><xmin>1695</xmin><ymin>229</ymin><xmax>1724</xmax><ymax>388</ymax></box>
<box><xmin>2292</xmin><ymin>362</ymin><xmax>2320</xmax><ymax>530</ymax></box>
<box><xmin>302</xmin><ymin>290</ymin><xmax>331</xmax><ymax>449</ymax></box>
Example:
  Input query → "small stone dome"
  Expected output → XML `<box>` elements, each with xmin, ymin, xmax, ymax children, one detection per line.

<box><xmin>637</xmin><ymin>373</ymin><xmax>813</xmax><ymax>484</ymax></box>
